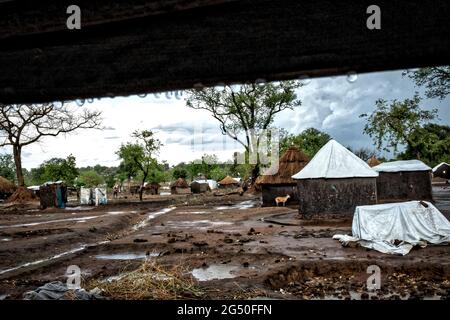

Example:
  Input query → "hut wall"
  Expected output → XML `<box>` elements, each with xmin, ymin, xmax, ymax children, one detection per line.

<box><xmin>171</xmin><ymin>187</ymin><xmax>191</xmax><ymax>194</ymax></box>
<box><xmin>261</xmin><ymin>184</ymin><xmax>298</xmax><ymax>207</ymax></box>
<box><xmin>297</xmin><ymin>178</ymin><xmax>377</xmax><ymax>215</ymax></box>
<box><xmin>191</xmin><ymin>182</ymin><xmax>210</xmax><ymax>194</ymax></box>
<box><xmin>376</xmin><ymin>171</ymin><xmax>432</xmax><ymax>201</ymax></box>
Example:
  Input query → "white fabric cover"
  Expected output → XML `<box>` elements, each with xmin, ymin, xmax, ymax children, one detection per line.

<box><xmin>333</xmin><ymin>201</ymin><xmax>450</xmax><ymax>255</ymax></box>
<box><xmin>372</xmin><ymin>160</ymin><xmax>431</xmax><ymax>172</ymax></box>
<box><xmin>80</xmin><ymin>187</ymin><xmax>91</xmax><ymax>205</ymax></box>
<box><xmin>432</xmin><ymin>162</ymin><xmax>450</xmax><ymax>173</ymax></box>
<box><xmin>193</xmin><ymin>179</ymin><xmax>218</xmax><ymax>190</ymax></box>
<box><xmin>292</xmin><ymin>140</ymin><xmax>378</xmax><ymax>179</ymax></box>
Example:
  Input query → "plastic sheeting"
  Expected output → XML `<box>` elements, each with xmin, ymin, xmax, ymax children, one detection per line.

<box><xmin>23</xmin><ymin>281</ymin><xmax>104</xmax><ymax>300</ymax></box>
<box><xmin>80</xmin><ymin>187</ymin><xmax>107</xmax><ymax>206</ymax></box>
<box><xmin>292</xmin><ymin>140</ymin><xmax>378</xmax><ymax>179</ymax></box>
<box><xmin>372</xmin><ymin>160</ymin><xmax>431</xmax><ymax>172</ymax></box>
<box><xmin>333</xmin><ymin>201</ymin><xmax>450</xmax><ymax>255</ymax></box>
<box><xmin>193</xmin><ymin>179</ymin><xmax>218</xmax><ymax>190</ymax></box>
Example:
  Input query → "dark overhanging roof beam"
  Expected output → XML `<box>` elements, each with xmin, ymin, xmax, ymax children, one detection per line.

<box><xmin>0</xmin><ymin>0</ymin><xmax>449</xmax><ymax>104</ymax></box>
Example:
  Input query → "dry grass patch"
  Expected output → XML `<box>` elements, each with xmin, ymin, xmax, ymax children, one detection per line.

<box><xmin>88</xmin><ymin>260</ymin><xmax>204</xmax><ymax>300</ymax></box>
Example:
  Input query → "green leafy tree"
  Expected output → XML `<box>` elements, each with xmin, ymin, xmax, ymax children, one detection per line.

<box><xmin>397</xmin><ymin>123</ymin><xmax>450</xmax><ymax>166</ymax></box>
<box><xmin>186</xmin><ymin>81</ymin><xmax>303</xmax><ymax>183</ymax></box>
<box><xmin>116</xmin><ymin>130</ymin><xmax>161</xmax><ymax>201</ymax></box>
<box><xmin>405</xmin><ymin>66</ymin><xmax>450</xmax><ymax>100</ymax></box>
<box><xmin>0</xmin><ymin>153</ymin><xmax>16</xmax><ymax>182</ymax></box>
<box><xmin>172</xmin><ymin>167</ymin><xmax>188</xmax><ymax>180</ymax></box>
<box><xmin>360</xmin><ymin>94</ymin><xmax>438</xmax><ymax>158</ymax></box>
<box><xmin>280</xmin><ymin>128</ymin><xmax>331</xmax><ymax>158</ymax></box>
<box><xmin>209</xmin><ymin>166</ymin><xmax>227</xmax><ymax>182</ymax></box>
<box><xmin>31</xmin><ymin>154</ymin><xmax>79</xmax><ymax>185</ymax></box>
<box><xmin>77</xmin><ymin>170</ymin><xmax>104</xmax><ymax>188</ymax></box>
<box><xmin>78</xmin><ymin>165</ymin><xmax>120</xmax><ymax>188</ymax></box>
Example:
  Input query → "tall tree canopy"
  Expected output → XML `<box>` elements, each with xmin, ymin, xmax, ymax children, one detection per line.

<box><xmin>398</xmin><ymin>123</ymin><xmax>450</xmax><ymax>165</ymax></box>
<box><xmin>360</xmin><ymin>94</ymin><xmax>438</xmax><ymax>158</ymax></box>
<box><xmin>280</xmin><ymin>128</ymin><xmax>331</xmax><ymax>158</ymax></box>
<box><xmin>405</xmin><ymin>66</ymin><xmax>450</xmax><ymax>100</ymax></box>
<box><xmin>0</xmin><ymin>102</ymin><xmax>102</xmax><ymax>186</ymax></box>
<box><xmin>186</xmin><ymin>81</ymin><xmax>302</xmax><ymax>182</ymax></box>
<box><xmin>30</xmin><ymin>154</ymin><xmax>78</xmax><ymax>186</ymax></box>
<box><xmin>116</xmin><ymin>130</ymin><xmax>161</xmax><ymax>201</ymax></box>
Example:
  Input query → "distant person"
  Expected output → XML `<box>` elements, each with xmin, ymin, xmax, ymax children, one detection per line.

<box><xmin>113</xmin><ymin>185</ymin><xmax>119</xmax><ymax>199</ymax></box>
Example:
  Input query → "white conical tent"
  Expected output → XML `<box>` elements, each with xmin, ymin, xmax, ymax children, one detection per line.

<box><xmin>292</xmin><ymin>140</ymin><xmax>378</xmax><ymax>179</ymax></box>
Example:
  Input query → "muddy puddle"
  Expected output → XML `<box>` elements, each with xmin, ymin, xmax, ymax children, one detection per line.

<box><xmin>0</xmin><ymin>240</ymin><xmax>110</xmax><ymax>277</ymax></box>
<box><xmin>0</xmin><ymin>212</ymin><xmax>128</xmax><ymax>229</ymax></box>
<box><xmin>133</xmin><ymin>207</ymin><xmax>176</xmax><ymax>230</ymax></box>
<box><xmin>176</xmin><ymin>211</ymin><xmax>208</xmax><ymax>215</ymax></box>
<box><xmin>165</xmin><ymin>220</ymin><xmax>233</xmax><ymax>229</ymax></box>
<box><xmin>94</xmin><ymin>252</ymin><xmax>158</xmax><ymax>260</ymax></box>
<box><xmin>192</xmin><ymin>264</ymin><xmax>240</xmax><ymax>281</ymax></box>
<box><xmin>65</xmin><ymin>206</ymin><xmax>94</xmax><ymax>211</ymax></box>
<box><xmin>215</xmin><ymin>200</ymin><xmax>258</xmax><ymax>211</ymax></box>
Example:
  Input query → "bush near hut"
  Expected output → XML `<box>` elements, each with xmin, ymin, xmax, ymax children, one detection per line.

<box><xmin>0</xmin><ymin>176</ymin><xmax>17</xmax><ymax>200</ymax></box>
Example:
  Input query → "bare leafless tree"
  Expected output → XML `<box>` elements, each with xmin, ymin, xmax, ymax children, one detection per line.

<box><xmin>0</xmin><ymin>102</ymin><xmax>103</xmax><ymax>186</ymax></box>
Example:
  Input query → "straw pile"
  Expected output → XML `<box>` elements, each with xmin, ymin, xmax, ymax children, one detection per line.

<box><xmin>7</xmin><ymin>186</ymin><xmax>37</xmax><ymax>203</ymax></box>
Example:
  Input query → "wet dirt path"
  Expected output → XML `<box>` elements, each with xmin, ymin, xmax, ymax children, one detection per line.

<box><xmin>0</xmin><ymin>191</ymin><xmax>450</xmax><ymax>299</ymax></box>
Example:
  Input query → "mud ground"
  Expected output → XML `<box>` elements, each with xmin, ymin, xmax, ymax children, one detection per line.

<box><xmin>0</xmin><ymin>186</ymin><xmax>449</xmax><ymax>300</ymax></box>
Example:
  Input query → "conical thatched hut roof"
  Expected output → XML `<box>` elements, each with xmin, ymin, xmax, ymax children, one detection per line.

<box><xmin>256</xmin><ymin>147</ymin><xmax>310</xmax><ymax>185</ymax></box>
<box><xmin>218</xmin><ymin>176</ymin><xmax>239</xmax><ymax>185</ymax></box>
<box><xmin>367</xmin><ymin>156</ymin><xmax>381</xmax><ymax>167</ymax></box>
<box><xmin>0</xmin><ymin>176</ymin><xmax>16</xmax><ymax>193</ymax></box>
<box><xmin>171</xmin><ymin>178</ymin><xmax>189</xmax><ymax>188</ymax></box>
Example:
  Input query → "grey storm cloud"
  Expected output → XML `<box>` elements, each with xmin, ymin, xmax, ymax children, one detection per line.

<box><xmin>274</xmin><ymin>70</ymin><xmax>450</xmax><ymax>154</ymax></box>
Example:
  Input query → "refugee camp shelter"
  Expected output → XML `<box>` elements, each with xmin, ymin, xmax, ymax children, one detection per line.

<box><xmin>372</xmin><ymin>160</ymin><xmax>433</xmax><ymax>201</ymax></box>
<box><xmin>256</xmin><ymin>146</ymin><xmax>310</xmax><ymax>207</ymax></box>
<box><xmin>39</xmin><ymin>181</ymin><xmax>67</xmax><ymax>209</ymax></box>
<box><xmin>190</xmin><ymin>181</ymin><xmax>211</xmax><ymax>194</ymax></box>
<box><xmin>143</xmin><ymin>182</ymin><xmax>160</xmax><ymax>195</ymax></box>
<box><xmin>292</xmin><ymin>140</ymin><xmax>378</xmax><ymax>216</ymax></box>
<box><xmin>171</xmin><ymin>178</ymin><xmax>191</xmax><ymax>194</ymax></box>
<box><xmin>433</xmin><ymin>162</ymin><xmax>450</xmax><ymax>180</ymax></box>
<box><xmin>0</xmin><ymin>176</ymin><xmax>16</xmax><ymax>201</ymax></box>
<box><xmin>367</xmin><ymin>156</ymin><xmax>381</xmax><ymax>167</ymax></box>
<box><xmin>218</xmin><ymin>176</ymin><xmax>240</xmax><ymax>189</ymax></box>
<box><xmin>80</xmin><ymin>187</ymin><xmax>108</xmax><ymax>206</ymax></box>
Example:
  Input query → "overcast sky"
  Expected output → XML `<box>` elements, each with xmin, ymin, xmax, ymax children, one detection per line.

<box><xmin>2</xmin><ymin>69</ymin><xmax>449</xmax><ymax>170</ymax></box>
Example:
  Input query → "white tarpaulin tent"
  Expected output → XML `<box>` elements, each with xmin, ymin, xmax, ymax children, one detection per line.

<box><xmin>292</xmin><ymin>140</ymin><xmax>378</xmax><ymax>179</ymax></box>
<box><xmin>333</xmin><ymin>201</ymin><xmax>450</xmax><ymax>255</ymax></box>
<box><xmin>372</xmin><ymin>159</ymin><xmax>431</xmax><ymax>172</ymax></box>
